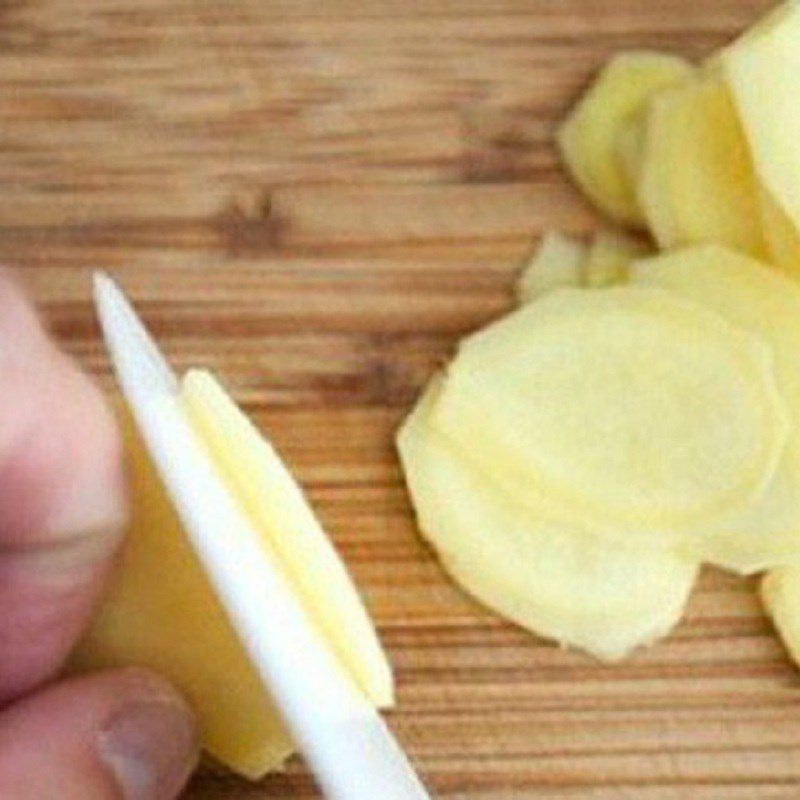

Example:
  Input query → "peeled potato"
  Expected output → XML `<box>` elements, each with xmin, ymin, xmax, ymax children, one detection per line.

<box><xmin>75</xmin><ymin>374</ymin><xmax>392</xmax><ymax>778</ymax></box>
<box><xmin>759</xmin><ymin>187</ymin><xmax>800</xmax><ymax>274</ymax></box>
<box><xmin>398</xmin><ymin>378</ymin><xmax>699</xmax><ymax>662</ymax></box>
<box><xmin>583</xmin><ymin>229</ymin><xmax>648</xmax><ymax>288</ymax></box>
<box><xmin>638</xmin><ymin>74</ymin><xmax>766</xmax><ymax>258</ymax></box>
<box><xmin>723</xmin><ymin>2</ymin><xmax>800</xmax><ymax>271</ymax></box>
<box><xmin>516</xmin><ymin>232</ymin><xmax>586</xmax><ymax>303</ymax></box>
<box><xmin>431</xmin><ymin>287</ymin><xmax>788</xmax><ymax>549</ymax></box>
<box><xmin>631</xmin><ymin>245</ymin><xmax>800</xmax><ymax>572</ymax></box>
<box><xmin>559</xmin><ymin>52</ymin><xmax>694</xmax><ymax>226</ymax></box>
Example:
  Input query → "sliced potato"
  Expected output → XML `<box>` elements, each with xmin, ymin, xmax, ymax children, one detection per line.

<box><xmin>516</xmin><ymin>232</ymin><xmax>586</xmax><ymax>303</ymax></box>
<box><xmin>638</xmin><ymin>74</ymin><xmax>766</xmax><ymax>258</ymax></box>
<box><xmin>559</xmin><ymin>51</ymin><xmax>694</xmax><ymax>226</ymax></box>
<box><xmin>398</xmin><ymin>378</ymin><xmax>699</xmax><ymax>662</ymax></box>
<box><xmin>723</xmin><ymin>2</ymin><xmax>800</xmax><ymax>262</ymax></box>
<box><xmin>583</xmin><ymin>229</ymin><xmax>649</xmax><ymax>288</ymax></box>
<box><xmin>182</xmin><ymin>370</ymin><xmax>394</xmax><ymax>708</ymax></box>
<box><xmin>759</xmin><ymin>187</ymin><xmax>800</xmax><ymax>275</ymax></box>
<box><xmin>431</xmin><ymin>287</ymin><xmax>788</xmax><ymax>549</ymax></box>
<box><xmin>631</xmin><ymin>245</ymin><xmax>800</xmax><ymax>572</ymax></box>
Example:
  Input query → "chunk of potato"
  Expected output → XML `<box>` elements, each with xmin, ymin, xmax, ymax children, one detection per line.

<box><xmin>638</xmin><ymin>74</ymin><xmax>766</xmax><ymax>258</ymax></box>
<box><xmin>74</xmin><ymin>373</ymin><xmax>393</xmax><ymax>778</ymax></box>
<box><xmin>398</xmin><ymin>378</ymin><xmax>699</xmax><ymax>661</ymax></box>
<box><xmin>559</xmin><ymin>52</ymin><xmax>694</xmax><ymax>226</ymax></box>
<box><xmin>631</xmin><ymin>245</ymin><xmax>800</xmax><ymax>572</ymax></box>
<box><xmin>431</xmin><ymin>287</ymin><xmax>788</xmax><ymax>549</ymax></box>
<box><xmin>583</xmin><ymin>229</ymin><xmax>649</xmax><ymax>288</ymax></box>
<box><xmin>516</xmin><ymin>232</ymin><xmax>586</xmax><ymax>304</ymax></box>
<box><xmin>723</xmin><ymin>2</ymin><xmax>800</xmax><ymax>267</ymax></box>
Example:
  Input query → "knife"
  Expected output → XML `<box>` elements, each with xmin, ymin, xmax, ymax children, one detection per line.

<box><xmin>93</xmin><ymin>273</ymin><xmax>431</xmax><ymax>800</ymax></box>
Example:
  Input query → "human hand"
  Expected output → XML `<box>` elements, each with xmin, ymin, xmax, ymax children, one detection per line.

<box><xmin>0</xmin><ymin>272</ymin><xmax>198</xmax><ymax>799</ymax></box>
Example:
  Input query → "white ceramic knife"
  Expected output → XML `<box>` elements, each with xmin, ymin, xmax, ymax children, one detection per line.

<box><xmin>93</xmin><ymin>273</ymin><xmax>431</xmax><ymax>800</ymax></box>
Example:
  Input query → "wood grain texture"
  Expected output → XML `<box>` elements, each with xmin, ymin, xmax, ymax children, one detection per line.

<box><xmin>2</xmin><ymin>0</ymin><xmax>797</xmax><ymax>796</ymax></box>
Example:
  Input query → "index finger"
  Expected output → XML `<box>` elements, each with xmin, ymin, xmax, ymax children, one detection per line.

<box><xmin>0</xmin><ymin>273</ymin><xmax>127</xmax><ymax>703</ymax></box>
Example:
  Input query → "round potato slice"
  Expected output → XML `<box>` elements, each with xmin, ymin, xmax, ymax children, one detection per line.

<box><xmin>431</xmin><ymin>287</ymin><xmax>788</xmax><ymax>547</ymax></box>
<box><xmin>398</xmin><ymin>378</ymin><xmax>699</xmax><ymax>661</ymax></box>
<box><xmin>631</xmin><ymin>245</ymin><xmax>800</xmax><ymax>572</ymax></box>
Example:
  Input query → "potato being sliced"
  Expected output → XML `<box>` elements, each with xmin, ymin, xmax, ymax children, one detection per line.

<box><xmin>723</xmin><ymin>2</ymin><xmax>800</xmax><ymax>269</ymax></box>
<box><xmin>631</xmin><ymin>245</ymin><xmax>800</xmax><ymax>572</ymax></box>
<box><xmin>398</xmin><ymin>378</ymin><xmax>699</xmax><ymax>662</ymax></box>
<box><xmin>638</xmin><ymin>74</ymin><xmax>766</xmax><ymax>258</ymax></box>
<box><xmin>516</xmin><ymin>232</ymin><xmax>586</xmax><ymax>304</ymax></box>
<box><xmin>74</xmin><ymin>374</ymin><xmax>393</xmax><ymax>778</ymax></box>
<box><xmin>558</xmin><ymin>52</ymin><xmax>694</xmax><ymax>226</ymax></box>
<box><xmin>431</xmin><ymin>287</ymin><xmax>788</xmax><ymax>549</ymax></box>
<box><xmin>583</xmin><ymin>229</ymin><xmax>649</xmax><ymax>288</ymax></box>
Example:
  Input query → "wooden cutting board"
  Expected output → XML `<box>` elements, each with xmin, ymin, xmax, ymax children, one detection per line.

<box><xmin>3</xmin><ymin>0</ymin><xmax>799</xmax><ymax>796</ymax></box>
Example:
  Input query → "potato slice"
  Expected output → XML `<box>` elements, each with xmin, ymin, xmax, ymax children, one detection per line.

<box><xmin>516</xmin><ymin>232</ymin><xmax>586</xmax><ymax>304</ymax></box>
<box><xmin>583</xmin><ymin>229</ymin><xmax>649</xmax><ymax>288</ymax></box>
<box><xmin>631</xmin><ymin>245</ymin><xmax>800</xmax><ymax>572</ymax></box>
<box><xmin>75</xmin><ymin>374</ymin><xmax>393</xmax><ymax>778</ymax></box>
<box><xmin>638</xmin><ymin>74</ymin><xmax>766</xmax><ymax>258</ymax></box>
<box><xmin>723</xmin><ymin>2</ymin><xmax>800</xmax><ymax>269</ymax></box>
<box><xmin>616</xmin><ymin>117</ymin><xmax>646</xmax><ymax>190</ymax></box>
<box><xmin>182</xmin><ymin>370</ymin><xmax>393</xmax><ymax>708</ymax></box>
<box><xmin>759</xmin><ymin>187</ymin><xmax>800</xmax><ymax>274</ymax></box>
<box><xmin>762</xmin><ymin>566</ymin><xmax>800</xmax><ymax>670</ymax></box>
<box><xmin>398</xmin><ymin>378</ymin><xmax>699</xmax><ymax>662</ymax></box>
<box><xmin>559</xmin><ymin>52</ymin><xmax>694</xmax><ymax>226</ymax></box>
<box><xmin>431</xmin><ymin>287</ymin><xmax>788</xmax><ymax>549</ymax></box>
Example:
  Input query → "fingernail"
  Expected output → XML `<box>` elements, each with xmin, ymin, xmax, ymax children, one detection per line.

<box><xmin>98</xmin><ymin>697</ymin><xmax>199</xmax><ymax>800</ymax></box>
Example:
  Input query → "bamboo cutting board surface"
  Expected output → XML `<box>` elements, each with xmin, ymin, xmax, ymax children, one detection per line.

<box><xmin>2</xmin><ymin>0</ymin><xmax>799</xmax><ymax>797</ymax></box>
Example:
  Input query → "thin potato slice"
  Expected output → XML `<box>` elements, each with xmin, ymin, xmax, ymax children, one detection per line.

<box><xmin>431</xmin><ymin>287</ymin><xmax>788</xmax><ymax>548</ymax></box>
<box><xmin>638</xmin><ymin>74</ymin><xmax>766</xmax><ymax>258</ymax></box>
<box><xmin>181</xmin><ymin>370</ymin><xmax>394</xmax><ymax>708</ymax></box>
<box><xmin>559</xmin><ymin>52</ymin><xmax>694</xmax><ymax>226</ymax></box>
<box><xmin>398</xmin><ymin>378</ymin><xmax>699</xmax><ymax>662</ymax></box>
<box><xmin>583</xmin><ymin>229</ymin><xmax>649</xmax><ymax>288</ymax></box>
<box><xmin>631</xmin><ymin>245</ymin><xmax>800</xmax><ymax>571</ymax></box>
<box><xmin>723</xmin><ymin>2</ymin><xmax>800</xmax><ymax>267</ymax></box>
<box><xmin>516</xmin><ymin>232</ymin><xmax>586</xmax><ymax>304</ymax></box>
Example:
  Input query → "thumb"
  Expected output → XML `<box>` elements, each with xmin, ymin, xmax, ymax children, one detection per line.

<box><xmin>0</xmin><ymin>668</ymin><xmax>198</xmax><ymax>800</ymax></box>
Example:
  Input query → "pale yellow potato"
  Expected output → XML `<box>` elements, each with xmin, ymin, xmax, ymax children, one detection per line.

<box><xmin>638</xmin><ymin>74</ymin><xmax>766</xmax><ymax>258</ymax></box>
<box><xmin>75</xmin><ymin>374</ymin><xmax>393</xmax><ymax>779</ymax></box>
<box><xmin>615</xmin><ymin>117</ymin><xmax>646</xmax><ymax>190</ymax></box>
<box><xmin>583</xmin><ymin>229</ymin><xmax>649</xmax><ymax>288</ymax></box>
<box><xmin>398</xmin><ymin>378</ymin><xmax>699</xmax><ymax>662</ymax></box>
<box><xmin>723</xmin><ymin>2</ymin><xmax>800</xmax><ymax>259</ymax></box>
<box><xmin>516</xmin><ymin>232</ymin><xmax>586</xmax><ymax>304</ymax></box>
<box><xmin>631</xmin><ymin>245</ymin><xmax>800</xmax><ymax>572</ymax></box>
<box><xmin>759</xmin><ymin>187</ymin><xmax>800</xmax><ymax>276</ymax></box>
<box><xmin>431</xmin><ymin>287</ymin><xmax>788</xmax><ymax>550</ymax></box>
<box><xmin>559</xmin><ymin>51</ymin><xmax>694</xmax><ymax>226</ymax></box>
